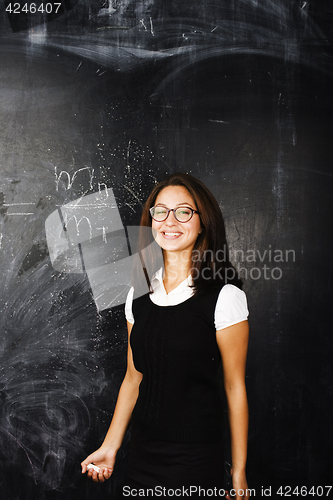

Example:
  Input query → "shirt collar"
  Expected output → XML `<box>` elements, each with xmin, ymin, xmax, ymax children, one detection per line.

<box><xmin>152</xmin><ymin>267</ymin><xmax>193</xmax><ymax>294</ymax></box>
<box><xmin>152</xmin><ymin>267</ymin><xmax>164</xmax><ymax>284</ymax></box>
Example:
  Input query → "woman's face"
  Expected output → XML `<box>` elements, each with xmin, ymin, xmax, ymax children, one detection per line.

<box><xmin>151</xmin><ymin>185</ymin><xmax>201</xmax><ymax>256</ymax></box>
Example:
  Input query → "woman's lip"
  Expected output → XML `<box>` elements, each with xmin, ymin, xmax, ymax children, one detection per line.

<box><xmin>161</xmin><ymin>231</ymin><xmax>182</xmax><ymax>239</ymax></box>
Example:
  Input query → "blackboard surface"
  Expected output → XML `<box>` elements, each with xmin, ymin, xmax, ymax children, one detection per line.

<box><xmin>0</xmin><ymin>1</ymin><xmax>332</xmax><ymax>499</ymax></box>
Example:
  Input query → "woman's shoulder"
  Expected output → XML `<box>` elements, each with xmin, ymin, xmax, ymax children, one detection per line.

<box><xmin>214</xmin><ymin>284</ymin><xmax>249</xmax><ymax>330</ymax></box>
<box><xmin>124</xmin><ymin>287</ymin><xmax>135</xmax><ymax>325</ymax></box>
<box><xmin>125</xmin><ymin>286</ymin><xmax>152</xmax><ymax>325</ymax></box>
<box><xmin>219</xmin><ymin>283</ymin><xmax>247</xmax><ymax>299</ymax></box>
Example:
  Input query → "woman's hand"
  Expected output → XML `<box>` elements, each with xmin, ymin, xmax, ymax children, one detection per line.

<box><xmin>81</xmin><ymin>446</ymin><xmax>117</xmax><ymax>482</ymax></box>
<box><xmin>225</xmin><ymin>468</ymin><xmax>249</xmax><ymax>500</ymax></box>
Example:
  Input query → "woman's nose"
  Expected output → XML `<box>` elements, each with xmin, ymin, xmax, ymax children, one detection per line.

<box><xmin>165</xmin><ymin>210</ymin><xmax>177</xmax><ymax>224</ymax></box>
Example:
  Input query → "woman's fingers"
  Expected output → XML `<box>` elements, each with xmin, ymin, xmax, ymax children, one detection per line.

<box><xmin>103</xmin><ymin>467</ymin><xmax>113</xmax><ymax>480</ymax></box>
<box><xmin>89</xmin><ymin>468</ymin><xmax>102</xmax><ymax>482</ymax></box>
<box><xmin>98</xmin><ymin>469</ymin><xmax>105</xmax><ymax>482</ymax></box>
<box><xmin>98</xmin><ymin>467</ymin><xmax>113</xmax><ymax>482</ymax></box>
<box><xmin>86</xmin><ymin>465</ymin><xmax>113</xmax><ymax>482</ymax></box>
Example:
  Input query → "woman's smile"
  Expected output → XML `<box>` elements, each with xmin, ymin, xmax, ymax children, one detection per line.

<box><xmin>161</xmin><ymin>231</ymin><xmax>183</xmax><ymax>239</ymax></box>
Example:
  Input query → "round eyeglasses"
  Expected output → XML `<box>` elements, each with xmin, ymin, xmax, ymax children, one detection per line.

<box><xmin>150</xmin><ymin>206</ymin><xmax>200</xmax><ymax>223</ymax></box>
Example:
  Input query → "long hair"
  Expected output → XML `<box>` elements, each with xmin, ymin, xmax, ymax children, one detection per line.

<box><xmin>135</xmin><ymin>173</ymin><xmax>242</xmax><ymax>296</ymax></box>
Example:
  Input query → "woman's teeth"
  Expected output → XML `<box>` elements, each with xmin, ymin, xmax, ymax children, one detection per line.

<box><xmin>163</xmin><ymin>232</ymin><xmax>181</xmax><ymax>236</ymax></box>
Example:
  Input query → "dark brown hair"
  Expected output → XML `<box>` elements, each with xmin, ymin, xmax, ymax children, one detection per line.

<box><xmin>135</xmin><ymin>173</ymin><xmax>242</xmax><ymax>295</ymax></box>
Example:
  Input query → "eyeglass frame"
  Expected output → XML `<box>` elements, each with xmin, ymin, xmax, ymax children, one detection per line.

<box><xmin>149</xmin><ymin>205</ymin><xmax>200</xmax><ymax>223</ymax></box>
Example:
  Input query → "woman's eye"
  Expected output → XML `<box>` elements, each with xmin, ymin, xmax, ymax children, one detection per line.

<box><xmin>178</xmin><ymin>208</ymin><xmax>191</xmax><ymax>215</ymax></box>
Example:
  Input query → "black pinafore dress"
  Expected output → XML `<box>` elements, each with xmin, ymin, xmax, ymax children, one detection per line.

<box><xmin>125</xmin><ymin>287</ymin><xmax>226</xmax><ymax>494</ymax></box>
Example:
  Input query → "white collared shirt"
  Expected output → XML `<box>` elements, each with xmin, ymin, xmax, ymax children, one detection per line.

<box><xmin>125</xmin><ymin>268</ymin><xmax>249</xmax><ymax>331</ymax></box>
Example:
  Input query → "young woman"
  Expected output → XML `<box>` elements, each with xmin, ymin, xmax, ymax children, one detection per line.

<box><xmin>81</xmin><ymin>173</ymin><xmax>250</xmax><ymax>499</ymax></box>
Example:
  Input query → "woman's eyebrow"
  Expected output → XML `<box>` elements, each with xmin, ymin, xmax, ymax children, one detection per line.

<box><xmin>175</xmin><ymin>202</ymin><xmax>195</xmax><ymax>208</ymax></box>
<box><xmin>155</xmin><ymin>202</ymin><xmax>195</xmax><ymax>208</ymax></box>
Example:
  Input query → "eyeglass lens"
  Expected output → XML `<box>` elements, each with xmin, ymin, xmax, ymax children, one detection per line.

<box><xmin>151</xmin><ymin>207</ymin><xmax>193</xmax><ymax>222</ymax></box>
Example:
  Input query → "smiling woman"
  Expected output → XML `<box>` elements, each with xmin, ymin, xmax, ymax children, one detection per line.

<box><xmin>150</xmin><ymin>185</ymin><xmax>202</xmax><ymax>281</ymax></box>
<box><xmin>81</xmin><ymin>173</ymin><xmax>250</xmax><ymax>500</ymax></box>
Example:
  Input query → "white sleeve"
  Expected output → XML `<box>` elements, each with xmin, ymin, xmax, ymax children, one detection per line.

<box><xmin>124</xmin><ymin>286</ymin><xmax>135</xmax><ymax>324</ymax></box>
<box><xmin>214</xmin><ymin>284</ymin><xmax>249</xmax><ymax>330</ymax></box>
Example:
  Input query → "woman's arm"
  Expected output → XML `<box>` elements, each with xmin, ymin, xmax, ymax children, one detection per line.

<box><xmin>81</xmin><ymin>320</ymin><xmax>142</xmax><ymax>482</ymax></box>
<box><xmin>216</xmin><ymin>320</ymin><xmax>249</xmax><ymax>500</ymax></box>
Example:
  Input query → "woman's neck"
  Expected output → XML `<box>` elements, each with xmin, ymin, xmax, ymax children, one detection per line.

<box><xmin>162</xmin><ymin>250</ymin><xmax>192</xmax><ymax>291</ymax></box>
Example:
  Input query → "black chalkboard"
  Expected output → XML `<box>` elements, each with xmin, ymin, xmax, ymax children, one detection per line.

<box><xmin>0</xmin><ymin>1</ymin><xmax>332</xmax><ymax>499</ymax></box>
